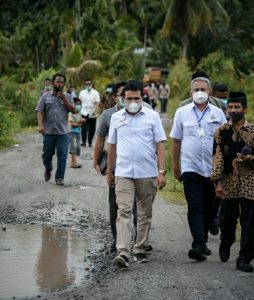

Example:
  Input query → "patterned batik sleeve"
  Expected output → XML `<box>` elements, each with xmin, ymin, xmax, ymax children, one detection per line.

<box><xmin>211</xmin><ymin>129</ymin><xmax>224</xmax><ymax>182</ymax></box>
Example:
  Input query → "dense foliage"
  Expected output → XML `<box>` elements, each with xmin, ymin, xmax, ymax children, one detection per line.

<box><xmin>1</xmin><ymin>0</ymin><xmax>254</xmax><ymax>147</ymax></box>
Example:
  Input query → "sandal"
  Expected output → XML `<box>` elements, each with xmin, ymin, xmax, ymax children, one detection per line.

<box><xmin>70</xmin><ymin>164</ymin><xmax>82</xmax><ymax>168</ymax></box>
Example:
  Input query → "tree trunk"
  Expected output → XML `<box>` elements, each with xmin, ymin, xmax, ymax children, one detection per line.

<box><xmin>120</xmin><ymin>0</ymin><xmax>127</xmax><ymax>15</ymax></box>
<box><xmin>143</xmin><ymin>15</ymin><xmax>148</xmax><ymax>69</ymax></box>
<box><xmin>35</xmin><ymin>46</ymin><xmax>40</xmax><ymax>74</ymax></box>
<box><xmin>181</xmin><ymin>33</ymin><xmax>189</xmax><ymax>60</ymax></box>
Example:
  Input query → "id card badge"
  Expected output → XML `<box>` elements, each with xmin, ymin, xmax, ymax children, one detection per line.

<box><xmin>197</xmin><ymin>127</ymin><xmax>205</xmax><ymax>138</ymax></box>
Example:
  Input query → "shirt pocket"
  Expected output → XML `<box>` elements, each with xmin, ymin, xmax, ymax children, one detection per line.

<box><xmin>206</xmin><ymin>121</ymin><xmax>219</xmax><ymax>136</ymax></box>
<box><xmin>183</xmin><ymin>121</ymin><xmax>196</xmax><ymax>135</ymax></box>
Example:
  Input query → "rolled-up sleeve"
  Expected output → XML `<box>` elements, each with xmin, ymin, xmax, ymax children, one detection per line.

<box><xmin>35</xmin><ymin>97</ymin><xmax>45</xmax><ymax>113</ymax></box>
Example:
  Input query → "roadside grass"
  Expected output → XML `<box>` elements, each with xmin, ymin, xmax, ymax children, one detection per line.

<box><xmin>20</xmin><ymin>126</ymin><xmax>38</xmax><ymax>134</ymax></box>
<box><xmin>0</xmin><ymin>126</ymin><xmax>38</xmax><ymax>150</ymax></box>
<box><xmin>158</xmin><ymin>172</ymin><xmax>185</xmax><ymax>206</ymax></box>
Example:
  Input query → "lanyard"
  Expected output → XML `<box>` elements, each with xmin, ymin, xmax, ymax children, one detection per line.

<box><xmin>194</xmin><ymin>106</ymin><xmax>209</xmax><ymax>127</ymax></box>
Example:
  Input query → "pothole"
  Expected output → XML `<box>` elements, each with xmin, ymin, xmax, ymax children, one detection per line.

<box><xmin>0</xmin><ymin>224</ymin><xmax>100</xmax><ymax>298</ymax></box>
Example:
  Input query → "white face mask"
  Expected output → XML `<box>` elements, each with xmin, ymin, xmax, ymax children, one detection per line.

<box><xmin>193</xmin><ymin>91</ymin><xmax>208</xmax><ymax>104</ymax></box>
<box><xmin>126</xmin><ymin>102</ymin><xmax>142</xmax><ymax>113</ymax></box>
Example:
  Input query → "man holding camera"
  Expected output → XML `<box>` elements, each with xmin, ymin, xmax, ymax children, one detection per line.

<box><xmin>35</xmin><ymin>73</ymin><xmax>76</xmax><ymax>185</ymax></box>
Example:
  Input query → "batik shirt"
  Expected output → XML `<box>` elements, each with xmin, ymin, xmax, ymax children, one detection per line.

<box><xmin>211</xmin><ymin>120</ymin><xmax>254</xmax><ymax>200</ymax></box>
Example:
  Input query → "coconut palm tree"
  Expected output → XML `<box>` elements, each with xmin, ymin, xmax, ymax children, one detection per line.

<box><xmin>162</xmin><ymin>0</ymin><xmax>229</xmax><ymax>59</ymax></box>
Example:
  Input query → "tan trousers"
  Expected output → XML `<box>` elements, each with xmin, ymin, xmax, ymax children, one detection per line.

<box><xmin>115</xmin><ymin>177</ymin><xmax>157</xmax><ymax>258</ymax></box>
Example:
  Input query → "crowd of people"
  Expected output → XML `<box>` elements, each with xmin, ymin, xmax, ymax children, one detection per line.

<box><xmin>35</xmin><ymin>71</ymin><xmax>254</xmax><ymax>273</ymax></box>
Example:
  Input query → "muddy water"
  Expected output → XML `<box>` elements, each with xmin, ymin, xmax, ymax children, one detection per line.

<box><xmin>0</xmin><ymin>224</ymin><xmax>98</xmax><ymax>299</ymax></box>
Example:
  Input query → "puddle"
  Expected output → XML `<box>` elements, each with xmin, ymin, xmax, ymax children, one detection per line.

<box><xmin>0</xmin><ymin>224</ymin><xmax>99</xmax><ymax>299</ymax></box>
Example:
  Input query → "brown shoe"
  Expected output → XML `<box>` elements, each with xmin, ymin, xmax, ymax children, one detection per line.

<box><xmin>44</xmin><ymin>170</ymin><xmax>51</xmax><ymax>181</ymax></box>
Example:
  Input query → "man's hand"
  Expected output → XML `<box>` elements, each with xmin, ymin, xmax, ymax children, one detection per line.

<box><xmin>172</xmin><ymin>166</ymin><xmax>182</xmax><ymax>181</ymax></box>
<box><xmin>106</xmin><ymin>172</ymin><xmax>115</xmax><ymax>187</ymax></box>
<box><xmin>157</xmin><ymin>174</ymin><xmax>166</xmax><ymax>190</ymax></box>
<box><xmin>237</xmin><ymin>152</ymin><xmax>249</xmax><ymax>162</ymax></box>
<box><xmin>57</xmin><ymin>91</ymin><xmax>65</xmax><ymax>99</ymax></box>
<box><xmin>215</xmin><ymin>184</ymin><xmax>225</xmax><ymax>199</ymax></box>
<box><xmin>38</xmin><ymin>125</ymin><xmax>45</xmax><ymax>135</ymax></box>
<box><xmin>93</xmin><ymin>161</ymin><xmax>100</xmax><ymax>174</ymax></box>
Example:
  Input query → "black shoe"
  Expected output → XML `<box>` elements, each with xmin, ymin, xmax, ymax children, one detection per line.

<box><xmin>110</xmin><ymin>240</ymin><xmax>117</xmax><ymax>253</ymax></box>
<box><xmin>134</xmin><ymin>253</ymin><xmax>149</xmax><ymax>263</ymax></box>
<box><xmin>188</xmin><ymin>247</ymin><xmax>207</xmax><ymax>262</ymax></box>
<box><xmin>44</xmin><ymin>169</ymin><xmax>51</xmax><ymax>181</ymax></box>
<box><xmin>145</xmin><ymin>244</ymin><xmax>153</xmax><ymax>252</ymax></box>
<box><xmin>81</xmin><ymin>143</ymin><xmax>86</xmax><ymax>146</ymax></box>
<box><xmin>204</xmin><ymin>245</ymin><xmax>212</xmax><ymax>256</ymax></box>
<box><xmin>236</xmin><ymin>257</ymin><xmax>253</xmax><ymax>272</ymax></box>
<box><xmin>209</xmin><ymin>220</ymin><xmax>219</xmax><ymax>235</ymax></box>
<box><xmin>219</xmin><ymin>243</ymin><xmax>230</xmax><ymax>262</ymax></box>
<box><xmin>88</xmin><ymin>144</ymin><xmax>92</xmax><ymax>147</ymax></box>
<box><xmin>114</xmin><ymin>255</ymin><xmax>130</xmax><ymax>268</ymax></box>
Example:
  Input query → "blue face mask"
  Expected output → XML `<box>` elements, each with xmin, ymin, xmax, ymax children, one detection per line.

<box><xmin>76</xmin><ymin>104</ymin><xmax>81</xmax><ymax>112</ymax></box>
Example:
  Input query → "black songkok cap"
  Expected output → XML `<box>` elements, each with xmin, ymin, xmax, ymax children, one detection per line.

<box><xmin>192</xmin><ymin>70</ymin><xmax>209</xmax><ymax>80</ymax></box>
<box><xmin>227</xmin><ymin>92</ymin><xmax>247</xmax><ymax>106</ymax></box>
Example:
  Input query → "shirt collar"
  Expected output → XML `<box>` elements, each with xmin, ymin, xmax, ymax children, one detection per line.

<box><xmin>191</xmin><ymin>101</ymin><xmax>211</xmax><ymax>111</ymax></box>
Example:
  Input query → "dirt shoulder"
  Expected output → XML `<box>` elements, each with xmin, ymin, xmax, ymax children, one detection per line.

<box><xmin>0</xmin><ymin>133</ymin><xmax>254</xmax><ymax>300</ymax></box>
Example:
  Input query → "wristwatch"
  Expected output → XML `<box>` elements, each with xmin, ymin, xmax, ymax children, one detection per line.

<box><xmin>159</xmin><ymin>170</ymin><xmax>166</xmax><ymax>175</ymax></box>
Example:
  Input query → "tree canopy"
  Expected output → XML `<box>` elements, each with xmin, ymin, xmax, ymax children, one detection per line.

<box><xmin>1</xmin><ymin>0</ymin><xmax>254</xmax><ymax>81</ymax></box>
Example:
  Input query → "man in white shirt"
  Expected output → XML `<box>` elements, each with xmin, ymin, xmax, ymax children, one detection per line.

<box><xmin>79</xmin><ymin>79</ymin><xmax>100</xmax><ymax>147</ymax></box>
<box><xmin>158</xmin><ymin>81</ymin><xmax>170</xmax><ymax>113</ymax></box>
<box><xmin>107</xmin><ymin>81</ymin><xmax>167</xmax><ymax>268</ymax></box>
<box><xmin>170</xmin><ymin>75</ymin><xmax>227</xmax><ymax>262</ymax></box>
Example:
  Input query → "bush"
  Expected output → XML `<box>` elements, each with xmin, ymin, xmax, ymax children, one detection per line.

<box><xmin>0</xmin><ymin>103</ymin><xmax>20</xmax><ymax>148</ymax></box>
<box><xmin>168</xmin><ymin>59</ymin><xmax>192</xmax><ymax>117</ymax></box>
<box><xmin>198</xmin><ymin>51</ymin><xmax>239</xmax><ymax>91</ymax></box>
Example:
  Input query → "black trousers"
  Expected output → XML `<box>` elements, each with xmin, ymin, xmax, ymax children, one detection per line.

<box><xmin>182</xmin><ymin>172</ymin><xmax>215</xmax><ymax>249</ymax></box>
<box><xmin>220</xmin><ymin>198</ymin><xmax>254</xmax><ymax>262</ymax></box>
<box><xmin>159</xmin><ymin>98</ymin><xmax>168</xmax><ymax>113</ymax></box>
<box><xmin>81</xmin><ymin>117</ymin><xmax>96</xmax><ymax>145</ymax></box>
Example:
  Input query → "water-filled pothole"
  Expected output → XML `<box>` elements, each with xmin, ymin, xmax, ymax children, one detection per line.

<box><xmin>0</xmin><ymin>224</ymin><xmax>98</xmax><ymax>299</ymax></box>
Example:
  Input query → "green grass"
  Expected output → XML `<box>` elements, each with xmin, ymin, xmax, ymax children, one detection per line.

<box><xmin>158</xmin><ymin>172</ymin><xmax>186</xmax><ymax>206</ymax></box>
<box><xmin>20</xmin><ymin>126</ymin><xmax>38</xmax><ymax>134</ymax></box>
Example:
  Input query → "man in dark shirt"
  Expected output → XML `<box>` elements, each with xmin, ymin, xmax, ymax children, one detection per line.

<box><xmin>212</xmin><ymin>92</ymin><xmax>254</xmax><ymax>272</ymax></box>
<box><xmin>35</xmin><ymin>73</ymin><xmax>76</xmax><ymax>185</ymax></box>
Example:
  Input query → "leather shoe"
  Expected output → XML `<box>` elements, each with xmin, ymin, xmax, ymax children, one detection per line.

<box><xmin>236</xmin><ymin>257</ymin><xmax>253</xmax><ymax>272</ymax></box>
<box><xmin>209</xmin><ymin>219</ymin><xmax>220</xmax><ymax>235</ymax></box>
<box><xmin>204</xmin><ymin>245</ymin><xmax>212</xmax><ymax>256</ymax></box>
<box><xmin>110</xmin><ymin>239</ymin><xmax>117</xmax><ymax>253</ymax></box>
<box><xmin>188</xmin><ymin>247</ymin><xmax>207</xmax><ymax>262</ymax></box>
<box><xmin>44</xmin><ymin>169</ymin><xmax>51</xmax><ymax>181</ymax></box>
<box><xmin>219</xmin><ymin>243</ymin><xmax>230</xmax><ymax>262</ymax></box>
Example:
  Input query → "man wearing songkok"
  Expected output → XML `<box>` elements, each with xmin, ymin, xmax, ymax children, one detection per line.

<box><xmin>211</xmin><ymin>92</ymin><xmax>254</xmax><ymax>272</ymax></box>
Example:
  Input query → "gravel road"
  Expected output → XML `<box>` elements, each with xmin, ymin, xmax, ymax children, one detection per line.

<box><xmin>0</xmin><ymin>133</ymin><xmax>253</xmax><ymax>300</ymax></box>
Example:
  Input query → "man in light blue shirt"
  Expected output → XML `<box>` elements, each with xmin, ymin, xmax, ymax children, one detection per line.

<box><xmin>170</xmin><ymin>75</ymin><xmax>227</xmax><ymax>262</ymax></box>
<box><xmin>107</xmin><ymin>81</ymin><xmax>167</xmax><ymax>268</ymax></box>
